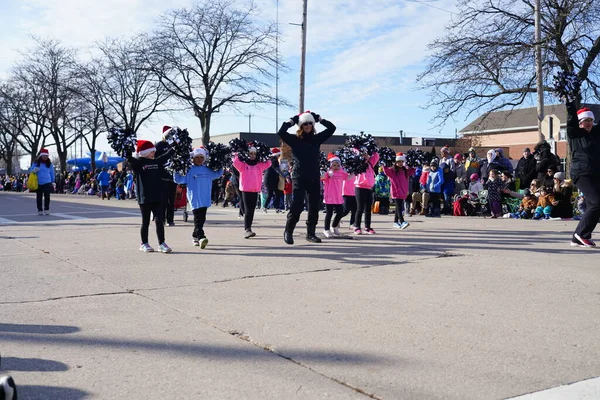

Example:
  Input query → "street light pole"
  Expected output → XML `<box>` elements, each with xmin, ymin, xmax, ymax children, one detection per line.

<box><xmin>275</xmin><ymin>0</ymin><xmax>279</xmax><ymax>132</ymax></box>
<box><xmin>534</xmin><ymin>0</ymin><xmax>544</xmax><ymax>142</ymax></box>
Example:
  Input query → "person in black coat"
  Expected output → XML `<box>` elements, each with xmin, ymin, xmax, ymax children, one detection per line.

<box><xmin>277</xmin><ymin>111</ymin><xmax>336</xmax><ymax>244</ymax></box>
<box><xmin>567</xmin><ymin>105</ymin><xmax>600</xmax><ymax>247</ymax></box>
<box><xmin>262</xmin><ymin>154</ymin><xmax>283</xmax><ymax>212</ymax></box>
<box><xmin>515</xmin><ymin>148</ymin><xmax>537</xmax><ymax>189</ymax></box>
<box><xmin>155</xmin><ymin>126</ymin><xmax>177</xmax><ymax>226</ymax></box>
<box><xmin>534</xmin><ymin>140</ymin><xmax>559</xmax><ymax>182</ymax></box>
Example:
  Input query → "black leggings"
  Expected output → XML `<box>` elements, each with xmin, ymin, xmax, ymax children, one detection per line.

<box><xmin>36</xmin><ymin>183</ymin><xmax>53</xmax><ymax>211</ymax></box>
<box><xmin>394</xmin><ymin>198</ymin><xmax>405</xmax><ymax>223</ymax></box>
<box><xmin>286</xmin><ymin>178</ymin><xmax>320</xmax><ymax>232</ymax></box>
<box><xmin>324</xmin><ymin>204</ymin><xmax>343</xmax><ymax>230</ymax></box>
<box><xmin>342</xmin><ymin>195</ymin><xmax>357</xmax><ymax>226</ymax></box>
<box><xmin>264</xmin><ymin>186</ymin><xmax>282</xmax><ymax>210</ymax></box>
<box><xmin>242</xmin><ymin>192</ymin><xmax>258</xmax><ymax>231</ymax></box>
<box><xmin>193</xmin><ymin>207</ymin><xmax>208</xmax><ymax>239</ymax></box>
<box><xmin>355</xmin><ymin>187</ymin><xmax>373</xmax><ymax>229</ymax></box>
<box><xmin>163</xmin><ymin>181</ymin><xmax>177</xmax><ymax>224</ymax></box>
<box><xmin>574</xmin><ymin>175</ymin><xmax>600</xmax><ymax>239</ymax></box>
<box><xmin>140</xmin><ymin>202</ymin><xmax>165</xmax><ymax>244</ymax></box>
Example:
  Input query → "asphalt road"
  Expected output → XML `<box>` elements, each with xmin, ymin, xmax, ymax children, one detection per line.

<box><xmin>0</xmin><ymin>191</ymin><xmax>599</xmax><ymax>399</ymax></box>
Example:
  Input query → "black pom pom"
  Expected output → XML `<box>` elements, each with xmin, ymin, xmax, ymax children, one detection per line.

<box><xmin>229</xmin><ymin>138</ymin><xmax>249</xmax><ymax>161</ymax></box>
<box><xmin>251</xmin><ymin>141</ymin><xmax>271</xmax><ymax>162</ymax></box>
<box><xmin>406</xmin><ymin>149</ymin><xmax>425</xmax><ymax>167</ymax></box>
<box><xmin>552</xmin><ymin>71</ymin><xmax>581</xmax><ymax>103</ymax></box>
<box><xmin>165</xmin><ymin>127</ymin><xmax>193</xmax><ymax>174</ymax></box>
<box><xmin>345</xmin><ymin>133</ymin><xmax>378</xmax><ymax>156</ymax></box>
<box><xmin>107</xmin><ymin>127</ymin><xmax>137</xmax><ymax>157</ymax></box>
<box><xmin>319</xmin><ymin>152</ymin><xmax>328</xmax><ymax>174</ymax></box>
<box><xmin>378</xmin><ymin>147</ymin><xmax>396</xmax><ymax>167</ymax></box>
<box><xmin>205</xmin><ymin>142</ymin><xmax>231</xmax><ymax>172</ymax></box>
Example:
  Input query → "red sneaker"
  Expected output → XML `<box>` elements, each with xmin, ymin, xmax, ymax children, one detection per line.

<box><xmin>573</xmin><ymin>234</ymin><xmax>597</xmax><ymax>248</ymax></box>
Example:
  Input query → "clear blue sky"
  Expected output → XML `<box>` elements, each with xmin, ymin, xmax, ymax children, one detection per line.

<box><xmin>0</xmin><ymin>0</ymin><xmax>473</xmax><ymax>158</ymax></box>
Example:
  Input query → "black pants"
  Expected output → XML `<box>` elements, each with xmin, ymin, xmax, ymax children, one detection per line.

<box><xmin>36</xmin><ymin>183</ymin><xmax>53</xmax><ymax>211</ymax></box>
<box><xmin>140</xmin><ymin>202</ymin><xmax>165</xmax><ymax>244</ymax></box>
<box><xmin>428</xmin><ymin>192</ymin><xmax>441</xmax><ymax>214</ymax></box>
<box><xmin>242</xmin><ymin>192</ymin><xmax>258</xmax><ymax>231</ymax></box>
<box><xmin>574</xmin><ymin>175</ymin><xmax>600</xmax><ymax>239</ymax></box>
<box><xmin>394</xmin><ymin>198</ymin><xmax>405</xmax><ymax>223</ymax></box>
<box><xmin>163</xmin><ymin>181</ymin><xmax>177</xmax><ymax>224</ymax></box>
<box><xmin>355</xmin><ymin>187</ymin><xmax>373</xmax><ymax>229</ymax></box>
<box><xmin>193</xmin><ymin>207</ymin><xmax>208</xmax><ymax>239</ymax></box>
<box><xmin>377</xmin><ymin>197</ymin><xmax>390</xmax><ymax>214</ymax></box>
<box><xmin>342</xmin><ymin>195</ymin><xmax>357</xmax><ymax>226</ymax></box>
<box><xmin>233</xmin><ymin>183</ymin><xmax>244</xmax><ymax>216</ymax></box>
<box><xmin>286</xmin><ymin>178</ymin><xmax>320</xmax><ymax>232</ymax></box>
<box><xmin>324</xmin><ymin>204</ymin><xmax>343</xmax><ymax>230</ymax></box>
<box><xmin>264</xmin><ymin>185</ymin><xmax>282</xmax><ymax>210</ymax></box>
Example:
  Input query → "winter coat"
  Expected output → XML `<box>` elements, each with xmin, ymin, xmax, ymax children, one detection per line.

<box><xmin>495</xmin><ymin>149</ymin><xmax>514</xmax><ymax>174</ymax></box>
<box><xmin>374</xmin><ymin>171</ymin><xmax>390</xmax><ymax>198</ymax></box>
<box><xmin>155</xmin><ymin>141</ymin><xmax>174</xmax><ymax>182</ymax></box>
<box><xmin>263</xmin><ymin>160</ymin><xmax>282</xmax><ymax>189</ymax></box>
<box><xmin>32</xmin><ymin>161</ymin><xmax>55</xmax><ymax>186</ymax></box>
<box><xmin>174</xmin><ymin>165</ymin><xmax>223</xmax><ymax>210</ymax></box>
<box><xmin>126</xmin><ymin>149</ymin><xmax>173</xmax><ymax>204</ymax></box>
<box><xmin>233</xmin><ymin>155</ymin><xmax>270</xmax><ymax>193</ymax></box>
<box><xmin>484</xmin><ymin>178</ymin><xmax>504</xmax><ymax>203</ymax></box>
<box><xmin>520</xmin><ymin>196</ymin><xmax>538</xmax><ymax>210</ymax></box>
<box><xmin>516</xmin><ymin>154</ymin><xmax>537</xmax><ymax>189</ymax></box>
<box><xmin>566</xmin><ymin>101</ymin><xmax>600</xmax><ymax>178</ymax></box>
<box><xmin>465</xmin><ymin>157</ymin><xmax>480</xmax><ymax>177</ymax></box>
<box><xmin>440</xmin><ymin>156</ymin><xmax>455</xmax><ymax>172</ymax></box>
<box><xmin>322</xmin><ymin>169</ymin><xmax>349</xmax><ymax>205</ymax></box>
<box><xmin>442</xmin><ymin>169</ymin><xmax>456</xmax><ymax>195</ymax></box>
<box><xmin>354</xmin><ymin>153</ymin><xmax>380</xmax><ymax>189</ymax></box>
<box><xmin>534</xmin><ymin>143</ymin><xmax>559</xmax><ymax>181</ymax></box>
<box><xmin>277</xmin><ymin>119</ymin><xmax>336</xmax><ymax>179</ymax></box>
<box><xmin>343</xmin><ymin>174</ymin><xmax>356</xmax><ymax>196</ymax></box>
<box><xmin>426</xmin><ymin>168</ymin><xmax>444</xmax><ymax>193</ymax></box>
<box><xmin>383</xmin><ymin>166</ymin><xmax>415</xmax><ymax>199</ymax></box>
<box><xmin>97</xmin><ymin>171</ymin><xmax>110</xmax><ymax>187</ymax></box>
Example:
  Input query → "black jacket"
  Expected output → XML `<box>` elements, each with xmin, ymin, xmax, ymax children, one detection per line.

<box><xmin>534</xmin><ymin>143</ymin><xmax>559</xmax><ymax>182</ymax></box>
<box><xmin>155</xmin><ymin>141</ymin><xmax>174</xmax><ymax>182</ymax></box>
<box><xmin>516</xmin><ymin>155</ymin><xmax>537</xmax><ymax>189</ymax></box>
<box><xmin>566</xmin><ymin>102</ymin><xmax>600</xmax><ymax>178</ymax></box>
<box><xmin>127</xmin><ymin>149</ymin><xmax>173</xmax><ymax>204</ymax></box>
<box><xmin>277</xmin><ymin>119</ymin><xmax>336</xmax><ymax>179</ymax></box>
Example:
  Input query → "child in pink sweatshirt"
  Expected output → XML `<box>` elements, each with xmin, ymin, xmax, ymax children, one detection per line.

<box><xmin>341</xmin><ymin>173</ymin><xmax>357</xmax><ymax>230</ymax></box>
<box><xmin>354</xmin><ymin>150</ymin><xmax>380</xmax><ymax>234</ymax></box>
<box><xmin>232</xmin><ymin>145</ymin><xmax>270</xmax><ymax>238</ymax></box>
<box><xmin>322</xmin><ymin>154</ymin><xmax>349</xmax><ymax>237</ymax></box>
<box><xmin>383</xmin><ymin>152</ymin><xmax>415</xmax><ymax>230</ymax></box>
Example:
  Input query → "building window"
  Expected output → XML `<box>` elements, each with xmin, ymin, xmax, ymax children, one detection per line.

<box><xmin>559</xmin><ymin>128</ymin><xmax>566</xmax><ymax>141</ymax></box>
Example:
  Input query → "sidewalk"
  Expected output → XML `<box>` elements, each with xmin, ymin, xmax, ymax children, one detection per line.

<box><xmin>1</xmin><ymin>192</ymin><xmax>599</xmax><ymax>399</ymax></box>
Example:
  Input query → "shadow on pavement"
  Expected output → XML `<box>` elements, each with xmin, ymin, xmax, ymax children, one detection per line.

<box><xmin>0</xmin><ymin>332</ymin><xmax>391</xmax><ymax>365</ymax></box>
<box><xmin>0</xmin><ymin>323</ymin><xmax>80</xmax><ymax>335</ymax></box>
<box><xmin>18</xmin><ymin>385</ymin><xmax>89</xmax><ymax>399</ymax></box>
<box><xmin>1</xmin><ymin>357</ymin><xmax>69</xmax><ymax>372</ymax></box>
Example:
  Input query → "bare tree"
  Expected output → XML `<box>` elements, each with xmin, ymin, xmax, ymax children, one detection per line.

<box><xmin>18</xmin><ymin>38</ymin><xmax>80</xmax><ymax>172</ymax></box>
<box><xmin>0</xmin><ymin>80</ymin><xmax>50</xmax><ymax>166</ymax></box>
<box><xmin>142</xmin><ymin>0</ymin><xmax>283</xmax><ymax>145</ymax></box>
<box><xmin>417</xmin><ymin>0</ymin><xmax>600</xmax><ymax>126</ymax></box>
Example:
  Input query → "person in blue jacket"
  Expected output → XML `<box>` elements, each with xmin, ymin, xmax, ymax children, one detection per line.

<box><xmin>425</xmin><ymin>160</ymin><xmax>444</xmax><ymax>217</ymax></box>
<box><xmin>97</xmin><ymin>168</ymin><xmax>111</xmax><ymax>200</ymax></box>
<box><xmin>31</xmin><ymin>148</ymin><xmax>55</xmax><ymax>215</ymax></box>
<box><xmin>175</xmin><ymin>148</ymin><xmax>223</xmax><ymax>249</ymax></box>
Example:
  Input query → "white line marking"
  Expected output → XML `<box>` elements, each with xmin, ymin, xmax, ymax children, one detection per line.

<box><xmin>508</xmin><ymin>376</ymin><xmax>600</xmax><ymax>399</ymax></box>
<box><xmin>52</xmin><ymin>213</ymin><xmax>89</xmax><ymax>220</ymax></box>
<box><xmin>0</xmin><ymin>217</ymin><xmax>17</xmax><ymax>224</ymax></box>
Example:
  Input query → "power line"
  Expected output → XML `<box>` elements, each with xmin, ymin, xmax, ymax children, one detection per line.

<box><xmin>404</xmin><ymin>0</ymin><xmax>456</xmax><ymax>15</ymax></box>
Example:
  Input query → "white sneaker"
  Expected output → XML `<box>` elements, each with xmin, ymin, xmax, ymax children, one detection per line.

<box><xmin>393</xmin><ymin>222</ymin><xmax>402</xmax><ymax>228</ymax></box>
<box><xmin>139</xmin><ymin>243</ymin><xmax>154</xmax><ymax>252</ymax></box>
<box><xmin>323</xmin><ymin>229</ymin><xmax>332</xmax><ymax>238</ymax></box>
<box><xmin>332</xmin><ymin>227</ymin><xmax>341</xmax><ymax>236</ymax></box>
<box><xmin>38</xmin><ymin>211</ymin><xmax>43</xmax><ymax>215</ymax></box>
<box><xmin>400</xmin><ymin>221</ymin><xmax>410</xmax><ymax>230</ymax></box>
<box><xmin>43</xmin><ymin>210</ymin><xmax>49</xmax><ymax>215</ymax></box>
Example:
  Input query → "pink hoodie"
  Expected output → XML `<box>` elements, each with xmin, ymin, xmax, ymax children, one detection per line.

<box><xmin>233</xmin><ymin>155</ymin><xmax>270</xmax><ymax>192</ymax></box>
<box><xmin>342</xmin><ymin>174</ymin><xmax>356</xmax><ymax>196</ymax></box>
<box><xmin>383</xmin><ymin>166</ymin><xmax>415</xmax><ymax>199</ymax></box>
<box><xmin>322</xmin><ymin>169</ymin><xmax>349</xmax><ymax>204</ymax></box>
<box><xmin>354</xmin><ymin>152</ymin><xmax>380</xmax><ymax>189</ymax></box>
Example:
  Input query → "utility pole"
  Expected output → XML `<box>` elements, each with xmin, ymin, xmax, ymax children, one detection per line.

<box><xmin>248</xmin><ymin>114</ymin><xmax>252</xmax><ymax>134</ymax></box>
<box><xmin>299</xmin><ymin>0</ymin><xmax>308</xmax><ymax>113</ymax></box>
<box><xmin>275</xmin><ymin>0</ymin><xmax>279</xmax><ymax>132</ymax></box>
<box><xmin>534</xmin><ymin>0</ymin><xmax>544</xmax><ymax>142</ymax></box>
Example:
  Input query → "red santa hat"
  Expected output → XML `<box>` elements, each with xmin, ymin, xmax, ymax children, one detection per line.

<box><xmin>327</xmin><ymin>153</ymin><xmax>340</xmax><ymax>163</ymax></box>
<box><xmin>136</xmin><ymin>140</ymin><xmax>156</xmax><ymax>157</ymax></box>
<box><xmin>298</xmin><ymin>111</ymin><xmax>315</xmax><ymax>126</ymax></box>
<box><xmin>191</xmin><ymin>147</ymin><xmax>207</xmax><ymax>158</ymax></box>
<box><xmin>162</xmin><ymin>125</ymin><xmax>172</xmax><ymax>134</ymax></box>
<box><xmin>577</xmin><ymin>107</ymin><xmax>595</xmax><ymax>122</ymax></box>
<box><xmin>38</xmin><ymin>148</ymin><xmax>49</xmax><ymax>157</ymax></box>
<box><xmin>395</xmin><ymin>152</ymin><xmax>406</xmax><ymax>162</ymax></box>
<box><xmin>270</xmin><ymin>147</ymin><xmax>281</xmax><ymax>156</ymax></box>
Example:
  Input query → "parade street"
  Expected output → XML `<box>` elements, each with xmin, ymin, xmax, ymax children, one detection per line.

<box><xmin>1</xmin><ymin>191</ymin><xmax>599</xmax><ymax>399</ymax></box>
